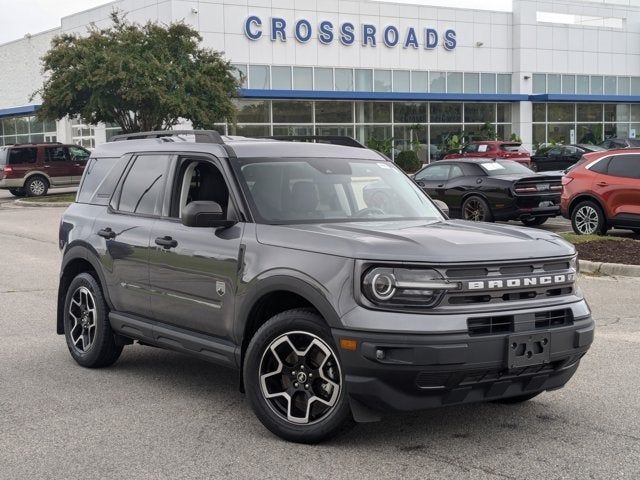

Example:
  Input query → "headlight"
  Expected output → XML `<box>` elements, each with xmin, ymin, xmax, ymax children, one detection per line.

<box><xmin>362</xmin><ymin>267</ymin><xmax>460</xmax><ymax>309</ymax></box>
<box><xmin>570</xmin><ymin>254</ymin><xmax>579</xmax><ymax>274</ymax></box>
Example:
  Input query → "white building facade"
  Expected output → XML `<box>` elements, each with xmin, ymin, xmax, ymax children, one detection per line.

<box><xmin>2</xmin><ymin>0</ymin><xmax>640</xmax><ymax>160</ymax></box>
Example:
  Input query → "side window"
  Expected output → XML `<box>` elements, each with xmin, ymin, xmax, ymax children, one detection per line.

<box><xmin>45</xmin><ymin>146</ymin><xmax>70</xmax><ymax>162</ymax></box>
<box><xmin>547</xmin><ymin>147</ymin><xmax>562</xmax><ymax>156</ymax></box>
<box><xmin>449</xmin><ymin>165</ymin><xmax>464</xmax><ymax>178</ymax></box>
<box><xmin>416</xmin><ymin>165</ymin><xmax>450</xmax><ymax>181</ymax></box>
<box><xmin>462</xmin><ymin>144</ymin><xmax>478</xmax><ymax>153</ymax></box>
<box><xmin>607</xmin><ymin>155</ymin><xmax>640</xmax><ymax>179</ymax></box>
<box><xmin>69</xmin><ymin>146</ymin><xmax>90</xmax><ymax>162</ymax></box>
<box><xmin>589</xmin><ymin>157</ymin><xmax>611</xmax><ymax>174</ymax></box>
<box><xmin>173</xmin><ymin>159</ymin><xmax>230</xmax><ymax>218</ymax></box>
<box><xmin>563</xmin><ymin>146</ymin><xmax>579</xmax><ymax>155</ymax></box>
<box><xmin>117</xmin><ymin>155</ymin><xmax>170</xmax><ymax>215</ymax></box>
<box><xmin>8</xmin><ymin>147</ymin><xmax>37</xmax><ymax>164</ymax></box>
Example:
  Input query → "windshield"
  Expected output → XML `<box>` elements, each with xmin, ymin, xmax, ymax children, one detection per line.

<box><xmin>479</xmin><ymin>161</ymin><xmax>534</xmax><ymax>176</ymax></box>
<box><xmin>234</xmin><ymin>158</ymin><xmax>444</xmax><ymax>224</ymax></box>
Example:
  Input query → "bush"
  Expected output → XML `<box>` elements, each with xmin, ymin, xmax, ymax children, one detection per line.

<box><xmin>395</xmin><ymin>150</ymin><xmax>421</xmax><ymax>173</ymax></box>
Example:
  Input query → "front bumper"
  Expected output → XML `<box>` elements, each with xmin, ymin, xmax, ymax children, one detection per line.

<box><xmin>332</xmin><ymin>312</ymin><xmax>593</xmax><ymax>413</ymax></box>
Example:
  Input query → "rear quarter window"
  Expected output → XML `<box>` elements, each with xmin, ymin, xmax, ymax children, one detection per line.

<box><xmin>8</xmin><ymin>147</ymin><xmax>37</xmax><ymax>164</ymax></box>
<box><xmin>77</xmin><ymin>156</ymin><xmax>128</xmax><ymax>205</ymax></box>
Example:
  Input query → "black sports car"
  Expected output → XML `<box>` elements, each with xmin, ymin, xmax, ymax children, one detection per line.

<box><xmin>531</xmin><ymin>144</ymin><xmax>605</xmax><ymax>172</ymax></box>
<box><xmin>413</xmin><ymin>159</ymin><xmax>562</xmax><ymax>226</ymax></box>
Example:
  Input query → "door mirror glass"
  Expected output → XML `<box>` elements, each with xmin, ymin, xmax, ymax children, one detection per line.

<box><xmin>182</xmin><ymin>201</ymin><xmax>236</xmax><ymax>228</ymax></box>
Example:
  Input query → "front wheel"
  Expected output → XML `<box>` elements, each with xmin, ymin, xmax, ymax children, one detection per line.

<box><xmin>462</xmin><ymin>196</ymin><xmax>494</xmax><ymax>222</ymax></box>
<box><xmin>521</xmin><ymin>217</ymin><xmax>548</xmax><ymax>227</ymax></box>
<box><xmin>571</xmin><ymin>200</ymin><xmax>607</xmax><ymax>235</ymax></box>
<box><xmin>244</xmin><ymin>309</ymin><xmax>352</xmax><ymax>443</ymax></box>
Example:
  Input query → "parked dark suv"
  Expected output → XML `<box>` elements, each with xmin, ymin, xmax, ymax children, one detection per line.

<box><xmin>57</xmin><ymin>131</ymin><xmax>594</xmax><ymax>443</ymax></box>
<box><xmin>0</xmin><ymin>143</ymin><xmax>90</xmax><ymax>196</ymax></box>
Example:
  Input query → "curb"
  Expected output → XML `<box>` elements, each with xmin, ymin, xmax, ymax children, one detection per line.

<box><xmin>579</xmin><ymin>259</ymin><xmax>640</xmax><ymax>278</ymax></box>
<box><xmin>12</xmin><ymin>199</ymin><xmax>72</xmax><ymax>208</ymax></box>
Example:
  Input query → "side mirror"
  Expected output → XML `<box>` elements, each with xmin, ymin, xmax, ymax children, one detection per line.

<box><xmin>182</xmin><ymin>201</ymin><xmax>236</xmax><ymax>228</ymax></box>
<box><xmin>433</xmin><ymin>199</ymin><xmax>449</xmax><ymax>217</ymax></box>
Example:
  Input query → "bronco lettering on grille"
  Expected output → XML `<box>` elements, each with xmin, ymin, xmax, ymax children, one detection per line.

<box><xmin>467</xmin><ymin>274</ymin><xmax>576</xmax><ymax>290</ymax></box>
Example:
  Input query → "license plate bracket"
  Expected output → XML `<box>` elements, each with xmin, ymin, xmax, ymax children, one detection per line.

<box><xmin>507</xmin><ymin>332</ymin><xmax>550</xmax><ymax>369</ymax></box>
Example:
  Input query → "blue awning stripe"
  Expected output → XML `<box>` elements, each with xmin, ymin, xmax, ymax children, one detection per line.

<box><xmin>0</xmin><ymin>104</ymin><xmax>40</xmax><ymax>118</ymax></box>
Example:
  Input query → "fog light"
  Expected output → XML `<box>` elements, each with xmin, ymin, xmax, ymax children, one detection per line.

<box><xmin>375</xmin><ymin>349</ymin><xmax>385</xmax><ymax>360</ymax></box>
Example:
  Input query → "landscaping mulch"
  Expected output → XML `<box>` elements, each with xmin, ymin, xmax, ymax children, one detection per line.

<box><xmin>574</xmin><ymin>239</ymin><xmax>640</xmax><ymax>266</ymax></box>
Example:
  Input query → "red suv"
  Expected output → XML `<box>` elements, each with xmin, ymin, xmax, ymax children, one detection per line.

<box><xmin>0</xmin><ymin>143</ymin><xmax>90</xmax><ymax>197</ymax></box>
<box><xmin>561</xmin><ymin>149</ymin><xmax>640</xmax><ymax>235</ymax></box>
<box><xmin>444</xmin><ymin>141</ymin><xmax>531</xmax><ymax>167</ymax></box>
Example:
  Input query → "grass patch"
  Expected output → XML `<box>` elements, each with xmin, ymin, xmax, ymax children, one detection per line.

<box><xmin>560</xmin><ymin>233</ymin><xmax>626</xmax><ymax>244</ymax></box>
<box><xmin>21</xmin><ymin>193</ymin><xmax>76</xmax><ymax>203</ymax></box>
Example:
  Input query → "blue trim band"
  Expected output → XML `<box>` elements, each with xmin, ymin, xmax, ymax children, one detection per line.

<box><xmin>240</xmin><ymin>89</ymin><xmax>528</xmax><ymax>102</ymax></box>
<box><xmin>530</xmin><ymin>94</ymin><xmax>640</xmax><ymax>103</ymax></box>
<box><xmin>0</xmin><ymin>104</ymin><xmax>39</xmax><ymax>118</ymax></box>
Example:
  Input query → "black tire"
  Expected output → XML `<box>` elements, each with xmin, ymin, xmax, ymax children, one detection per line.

<box><xmin>63</xmin><ymin>272</ymin><xmax>123</xmax><ymax>368</ymax></box>
<box><xmin>24</xmin><ymin>175</ymin><xmax>49</xmax><ymax>197</ymax></box>
<box><xmin>571</xmin><ymin>200</ymin><xmax>607</xmax><ymax>235</ymax></box>
<box><xmin>244</xmin><ymin>309</ymin><xmax>353</xmax><ymax>443</ymax></box>
<box><xmin>493</xmin><ymin>392</ymin><xmax>541</xmax><ymax>404</ymax></box>
<box><xmin>462</xmin><ymin>196</ymin><xmax>494</xmax><ymax>222</ymax></box>
<box><xmin>632</xmin><ymin>229</ymin><xmax>640</xmax><ymax>235</ymax></box>
<box><xmin>521</xmin><ymin>217</ymin><xmax>548</xmax><ymax>227</ymax></box>
<box><xmin>8</xmin><ymin>188</ymin><xmax>25</xmax><ymax>197</ymax></box>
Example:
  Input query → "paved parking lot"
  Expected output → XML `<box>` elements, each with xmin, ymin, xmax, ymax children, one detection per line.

<box><xmin>0</xmin><ymin>201</ymin><xmax>639</xmax><ymax>479</ymax></box>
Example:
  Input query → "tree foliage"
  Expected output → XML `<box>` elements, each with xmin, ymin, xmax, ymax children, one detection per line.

<box><xmin>35</xmin><ymin>13</ymin><xmax>240</xmax><ymax>132</ymax></box>
<box><xmin>395</xmin><ymin>150</ymin><xmax>421</xmax><ymax>173</ymax></box>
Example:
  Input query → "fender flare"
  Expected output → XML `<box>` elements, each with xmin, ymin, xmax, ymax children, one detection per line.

<box><xmin>23</xmin><ymin>171</ymin><xmax>52</xmax><ymax>186</ymax></box>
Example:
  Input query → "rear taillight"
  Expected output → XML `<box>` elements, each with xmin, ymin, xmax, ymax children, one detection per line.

<box><xmin>514</xmin><ymin>186</ymin><xmax>538</xmax><ymax>193</ymax></box>
<box><xmin>561</xmin><ymin>176</ymin><xmax>574</xmax><ymax>185</ymax></box>
<box><xmin>3</xmin><ymin>166</ymin><xmax>12</xmax><ymax>174</ymax></box>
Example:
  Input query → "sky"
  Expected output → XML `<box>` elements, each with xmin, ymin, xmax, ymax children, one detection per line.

<box><xmin>0</xmin><ymin>0</ymin><xmax>512</xmax><ymax>45</ymax></box>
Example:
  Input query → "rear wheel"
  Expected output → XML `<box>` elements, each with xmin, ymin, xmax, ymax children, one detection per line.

<box><xmin>462</xmin><ymin>196</ymin><xmax>494</xmax><ymax>222</ymax></box>
<box><xmin>24</xmin><ymin>175</ymin><xmax>49</xmax><ymax>197</ymax></box>
<box><xmin>521</xmin><ymin>217</ymin><xmax>548</xmax><ymax>227</ymax></box>
<box><xmin>8</xmin><ymin>188</ymin><xmax>25</xmax><ymax>197</ymax></box>
<box><xmin>571</xmin><ymin>200</ymin><xmax>607</xmax><ymax>235</ymax></box>
<box><xmin>244</xmin><ymin>309</ymin><xmax>352</xmax><ymax>443</ymax></box>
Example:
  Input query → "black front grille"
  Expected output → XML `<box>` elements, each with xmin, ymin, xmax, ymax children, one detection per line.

<box><xmin>467</xmin><ymin>315</ymin><xmax>514</xmax><ymax>336</ymax></box>
<box><xmin>535</xmin><ymin>309</ymin><xmax>574</xmax><ymax>329</ymax></box>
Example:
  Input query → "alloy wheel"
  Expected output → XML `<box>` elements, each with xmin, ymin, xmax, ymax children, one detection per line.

<box><xmin>29</xmin><ymin>179</ymin><xmax>46</xmax><ymax>196</ymax></box>
<box><xmin>259</xmin><ymin>331</ymin><xmax>341</xmax><ymax>425</ymax></box>
<box><xmin>68</xmin><ymin>286</ymin><xmax>97</xmax><ymax>352</ymax></box>
<box><xmin>574</xmin><ymin>205</ymin><xmax>599</xmax><ymax>234</ymax></box>
<box><xmin>464</xmin><ymin>199</ymin><xmax>486</xmax><ymax>221</ymax></box>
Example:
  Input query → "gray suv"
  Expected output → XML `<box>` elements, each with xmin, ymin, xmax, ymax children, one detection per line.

<box><xmin>57</xmin><ymin>131</ymin><xmax>594</xmax><ymax>443</ymax></box>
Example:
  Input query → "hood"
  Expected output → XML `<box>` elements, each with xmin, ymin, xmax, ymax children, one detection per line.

<box><xmin>256</xmin><ymin>220</ymin><xmax>575</xmax><ymax>263</ymax></box>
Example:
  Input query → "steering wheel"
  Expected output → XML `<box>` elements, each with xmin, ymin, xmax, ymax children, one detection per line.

<box><xmin>354</xmin><ymin>207</ymin><xmax>385</xmax><ymax>218</ymax></box>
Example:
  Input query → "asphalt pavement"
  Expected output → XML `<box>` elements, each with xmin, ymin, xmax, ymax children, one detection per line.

<box><xmin>0</xmin><ymin>201</ymin><xmax>639</xmax><ymax>479</ymax></box>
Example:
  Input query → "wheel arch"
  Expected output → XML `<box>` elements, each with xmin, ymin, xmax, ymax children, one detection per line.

<box><xmin>568</xmin><ymin>194</ymin><xmax>607</xmax><ymax>220</ymax></box>
<box><xmin>23</xmin><ymin>171</ymin><xmax>51</xmax><ymax>186</ymax></box>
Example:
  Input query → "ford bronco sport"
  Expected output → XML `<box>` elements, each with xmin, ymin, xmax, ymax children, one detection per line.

<box><xmin>57</xmin><ymin>131</ymin><xmax>594</xmax><ymax>443</ymax></box>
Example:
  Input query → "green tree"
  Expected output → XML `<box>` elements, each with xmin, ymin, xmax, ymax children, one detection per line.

<box><xmin>34</xmin><ymin>13</ymin><xmax>240</xmax><ymax>133</ymax></box>
<box><xmin>395</xmin><ymin>150</ymin><xmax>421</xmax><ymax>173</ymax></box>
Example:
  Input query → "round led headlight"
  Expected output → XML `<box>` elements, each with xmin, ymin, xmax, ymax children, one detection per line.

<box><xmin>370</xmin><ymin>272</ymin><xmax>396</xmax><ymax>301</ymax></box>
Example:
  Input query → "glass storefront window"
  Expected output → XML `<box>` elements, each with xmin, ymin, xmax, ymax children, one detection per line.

<box><xmin>249</xmin><ymin>65</ymin><xmax>270</xmax><ymax>89</ymax></box>
<box><xmin>430</xmin><ymin>124</ymin><xmax>463</xmax><ymax>157</ymax></box>
<box><xmin>605</xmin><ymin>104</ymin><xmax>629</xmax><ymax>123</ymax></box>
<box><xmin>235</xmin><ymin>100</ymin><xmax>270</xmax><ymax>123</ymax></box>
<box><xmin>497</xmin><ymin>104</ymin><xmax>512</xmax><ymax>123</ymax></box>
<box><xmin>631</xmin><ymin>105</ymin><xmax>640</xmax><ymax>122</ymax></box>
<box><xmin>481</xmin><ymin>73</ymin><xmax>496</xmax><ymax>94</ymax></box>
<box><xmin>631</xmin><ymin>78</ymin><xmax>640</xmax><ymax>95</ymax></box>
<box><xmin>411</xmin><ymin>71</ymin><xmax>428</xmax><ymax>93</ymax></box>
<box><xmin>547</xmin><ymin>74</ymin><xmax>561</xmax><ymax>94</ymax></box>
<box><xmin>272</xmin><ymin>101</ymin><xmax>312</xmax><ymax>123</ymax></box>
<box><xmin>393</xmin><ymin>70</ymin><xmax>410</xmax><ymax>92</ymax></box>
<box><xmin>2</xmin><ymin>118</ymin><xmax>16</xmax><ymax>135</ymax></box>
<box><xmin>576</xmin><ymin>75</ymin><xmax>590</xmax><ymax>94</ymax></box>
<box><xmin>532</xmin><ymin>124</ymin><xmax>546</xmax><ymax>148</ymax></box>
<box><xmin>394</xmin><ymin>125</ymin><xmax>427</xmax><ymax>160</ymax></box>
<box><xmin>447</xmin><ymin>72</ymin><xmax>462</xmax><ymax>93</ymax></box>
<box><xmin>374</xmin><ymin>70</ymin><xmax>392</xmax><ymax>92</ymax></box>
<box><xmin>335</xmin><ymin>68</ymin><xmax>354</xmax><ymax>91</ymax></box>
<box><xmin>355</xmin><ymin>69</ymin><xmax>373</xmax><ymax>91</ymax></box>
<box><xmin>394</xmin><ymin>102</ymin><xmax>427</xmax><ymax>123</ymax></box>
<box><xmin>232</xmin><ymin>64</ymin><xmax>248</xmax><ymax>87</ymax></box>
<box><xmin>272</xmin><ymin>125</ymin><xmax>314</xmax><ymax>136</ymax></box>
<box><xmin>547</xmin><ymin>103</ymin><xmax>575</xmax><ymax>122</ymax></box>
<box><xmin>293</xmin><ymin>67</ymin><xmax>313</xmax><ymax>90</ymax></box>
<box><xmin>15</xmin><ymin>117</ymin><xmax>28</xmax><ymax>135</ymax></box>
<box><xmin>430</xmin><ymin>72</ymin><xmax>446</xmax><ymax>93</ymax></box>
<box><xmin>315</xmin><ymin>102</ymin><xmax>354</xmax><ymax>123</ymax></box>
<box><xmin>618</xmin><ymin>77</ymin><xmax>630</xmax><ymax>95</ymax></box>
<box><xmin>532</xmin><ymin>104</ymin><xmax>546</xmax><ymax>123</ymax></box>
<box><xmin>532</xmin><ymin>74</ymin><xmax>546</xmax><ymax>94</ymax></box>
<box><xmin>229</xmin><ymin>125</ymin><xmax>271</xmax><ymax>137</ymax></box>
<box><xmin>497</xmin><ymin>74</ymin><xmax>511</xmax><ymax>94</ymax></box>
<box><xmin>464</xmin><ymin>103</ymin><xmax>495</xmax><ymax>123</ymax></box>
<box><xmin>314</xmin><ymin>68</ymin><xmax>333</xmax><ymax>91</ymax></box>
<box><xmin>464</xmin><ymin>73</ymin><xmax>479</xmax><ymax>94</ymax></box>
<box><xmin>590</xmin><ymin>76</ymin><xmax>603</xmax><ymax>95</ymax></box>
<box><xmin>496</xmin><ymin>124</ymin><xmax>512</xmax><ymax>141</ymax></box>
<box><xmin>547</xmin><ymin>123</ymin><xmax>573</xmax><ymax>144</ymax></box>
<box><xmin>562</xmin><ymin>75</ymin><xmax>576</xmax><ymax>94</ymax></box>
<box><xmin>272</xmin><ymin>66</ymin><xmax>292</xmax><ymax>90</ymax></box>
<box><xmin>356</xmin><ymin>102</ymin><xmax>391</xmax><ymax>123</ymax></box>
<box><xmin>604</xmin><ymin>76</ymin><xmax>617</xmax><ymax>95</ymax></box>
<box><xmin>29</xmin><ymin>117</ymin><xmax>43</xmax><ymax>134</ymax></box>
<box><xmin>577</xmin><ymin>104</ymin><xmax>603</xmax><ymax>122</ymax></box>
<box><xmin>357</xmin><ymin>125</ymin><xmax>393</xmax><ymax>147</ymax></box>
<box><xmin>576</xmin><ymin>123</ymin><xmax>602</xmax><ymax>144</ymax></box>
<box><xmin>430</xmin><ymin>103</ymin><xmax>462</xmax><ymax>123</ymax></box>
<box><xmin>315</xmin><ymin>125</ymin><xmax>354</xmax><ymax>137</ymax></box>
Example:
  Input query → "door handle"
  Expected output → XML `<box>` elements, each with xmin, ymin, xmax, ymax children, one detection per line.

<box><xmin>97</xmin><ymin>228</ymin><xmax>116</xmax><ymax>239</ymax></box>
<box><xmin>155</xmin><ymin>236</ymin><xmax>178</xmax><ymax>249</ymax></box>
<box><xmin>596</xmin><ymin>181</ymin><xmax>609</xmax><ymax>187</ymax></box>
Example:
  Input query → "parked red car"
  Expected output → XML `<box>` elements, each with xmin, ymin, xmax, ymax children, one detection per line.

<box><xmin>444</xmin><ymin>141</ymin><xmax>531</xmax><ymax>167</ymax></box>
<box><xmin>561</xmin><ymin>149</ymin><xmax>640</xmax><ymax>235</ymax></box>
<box><xmin>0</xmin><ymin>143</ymin><xmax>90</xmax><ymax>197</ymax></box>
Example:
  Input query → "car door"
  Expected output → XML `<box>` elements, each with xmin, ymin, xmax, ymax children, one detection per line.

<box><xmin>68</xmin><ymin>145</ymin><xmax>91</xmax><ymax>183</ymax></box>
<box><xmin>414</xmin><ymin>164</ymin><xmax>451</xmax><ymax>201</ymax></box>
<box><xmin>560</xmin><ymin>146</ymin><xmax>581</xmax><ymax>170</ymax></box>
<box><xmin>43</xmin><ymin>145</ymin><xmax>74</xmax><ymax>186</ymax></box>
<box><xmin>147</xmin><ymin>155</ymin><xmax>244</xmax><ymax>340</ymax></box>
<box><xmin>94</xmin><ymin>153</ymin><xmax>171</xmax><ymax>319</ymax></box>
<box><xmin>593</xmin><ymin>154</ymin><xmax>640</xmax><ymax>225</ymax></box>
<box><xmin>540</xmin><ymin>146</ymin><xmax>562</xmax><ymax>171</ymax></box>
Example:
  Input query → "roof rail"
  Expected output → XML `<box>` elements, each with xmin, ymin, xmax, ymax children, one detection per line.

<box><xmin>109</xmin><ymin>130</ymin><xmax>224</xmax><ymax>144</ymax></box>
<box><xmin>266</xmin><ymin>135</ymin><xmax>366</xmax><ymax>148</ymax></box>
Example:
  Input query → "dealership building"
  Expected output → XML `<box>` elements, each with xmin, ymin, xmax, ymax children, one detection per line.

<box><xmin>2</xmin><ymin>0</ymin><xmax>640</xmax><ymax>160</ymax></box>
